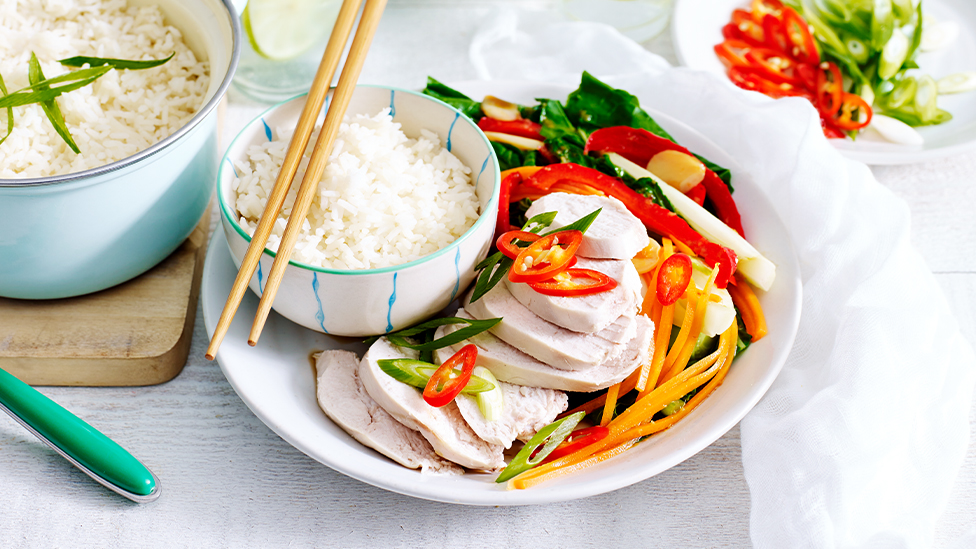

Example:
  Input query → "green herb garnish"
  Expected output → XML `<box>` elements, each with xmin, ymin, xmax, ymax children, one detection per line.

<box><xmin>58</xmin><ymin>52</ymin><xmax>175</xmax><ymax>70</ymax></box>
<box><xmin>0</xmin><ymin>74</ymin><xmax>12</xmax><ymax>148</ymax></box>
<box><xmin>30</xmin><ymin>53</ymin><xmax>79</xmax><ymax>153</ymax></box>
<box><xmin>377</xmin><ymin>316</ymin><xmax>502</xmax><ymax>352</ymax></box>
<box><xmin>0</xmin><ymin>52</ymin><xmax>173</xmax><ymax>153</ymax></box>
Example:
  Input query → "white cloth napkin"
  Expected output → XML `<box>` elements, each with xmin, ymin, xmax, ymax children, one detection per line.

<box><xmin>468</xmin><ymin>10</ymin><xmax>976</xmax><ymax>549</ymax></box>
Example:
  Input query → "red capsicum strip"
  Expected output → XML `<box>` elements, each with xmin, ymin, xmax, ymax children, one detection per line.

<box><xmin>477</xmin><ymin>117</ymin><xmax>543</xmax><ymax>140</ymax></box>
<box><xmin>584</xmin><ymin>126</ymin><xmax>746</xmax><ymax>238</ymax></box>
<box><xmin>496</xmin><ymin>171</ymin><xmax>521</xmax><ymax>242</ymax></box>
<box><xmin>521</xmin><ymin>163</ymin><xmax>737</xmax><ymax>288</ymax></box>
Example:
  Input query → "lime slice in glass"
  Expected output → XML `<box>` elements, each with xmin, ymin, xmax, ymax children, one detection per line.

<box><xmin>242</xmin><ymin>0</ymin><xmax>339</xmax><ymax>61</ymax></box>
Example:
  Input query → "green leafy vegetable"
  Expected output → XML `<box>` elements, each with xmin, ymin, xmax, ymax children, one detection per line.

<box><xmin>421</xmin><ymin>77</ymin><xmax>483</xmax><ymax>120</ymax></box>
<box><xmin>29</xmin><ymin>53</ymin><xmax>79</xmax><ymax>154</ymax></box>
<box><xmin>536</xmin><ymin>98</ymin><xmax>585</xmax><ymax>146</ymax></box>
<box><xmin>492</xmin><ymin>141</ymin><xmax>539</xmax><ymax>171</ymax></box>
<box><xmin>58</xmin><ymin>52</ymin><xmax>175</xmax><ymax>70</ymax></box>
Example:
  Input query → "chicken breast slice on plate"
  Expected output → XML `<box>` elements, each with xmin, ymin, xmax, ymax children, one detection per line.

<box><xmin>504</xmin><ymin>256</ymin><xmax>643</xmax><ymax>334</ymax></box>
<box><xmin>454</xmin><ymin>381</ymin><xmax>568</xmax><ymax>449</ymax></box>
<box><xmin>359</xmin><ymin>337</ymin><xmax>506</xmax><ymax>471</ymax></box>
<box><xmin>314</xmin><ymin>350</ymin><xmax>462</xmax><ymax>475</ymax></box>
<box><xmin>526</xmin><ymin>193</ymin><xmax>649</xmax><ymax>260</ymax></box>
<box><xmin>465</xmin><ymin>283</ymin><xmax>637</xmax><ymax>371</ymax></box>
<box><xmin>435</xmin><ymin>310</ymin><xmax>655</xmax><ymax>393</ymax></box>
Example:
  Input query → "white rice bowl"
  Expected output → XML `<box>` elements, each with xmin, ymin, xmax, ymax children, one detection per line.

<box><xmin>0</xmin><ymin>0</ymin><xmax>210</xmax><ymax>178</ymax></box>
<box><xmin>232</xmin><ymin>109</ymin><xmax>480</xmax><ymax>270</ymax></box>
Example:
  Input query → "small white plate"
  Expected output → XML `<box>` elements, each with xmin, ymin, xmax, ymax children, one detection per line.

<box><xmin>672</xmin><ymin>0</ymin><xmax>976</xmax><ymax>165</ymax></box>
<box><xmin>202</xmin><ymin>81</ymin><xmax>802</xmax><ymax>505</ymax></box>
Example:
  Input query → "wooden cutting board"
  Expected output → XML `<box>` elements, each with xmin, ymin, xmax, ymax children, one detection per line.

<box><xmin>0</xmin><ymin>209</ymin><xmax>211</xmax><ymax>387</ymax></box>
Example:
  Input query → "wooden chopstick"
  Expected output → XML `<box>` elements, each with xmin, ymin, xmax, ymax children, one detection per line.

<box><xmin>248</xmin><ymin>0</ymin><xmax>389</xmax><ymax>346</ymax></box>
<box><xmin>205</xmin><ymin>0</ymin><xmax>365</xmax><ymax>361</ymax></box>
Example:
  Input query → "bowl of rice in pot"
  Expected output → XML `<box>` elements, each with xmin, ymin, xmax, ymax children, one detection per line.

<box><xmin>217</xmin><ymin>85</ymin><xmax>500</xmax><ymax>337</ymax></box>
<box><xmin>0</xmin><ymin>0</ymin><xmax>240</xmax><ymax>299</ymax></box>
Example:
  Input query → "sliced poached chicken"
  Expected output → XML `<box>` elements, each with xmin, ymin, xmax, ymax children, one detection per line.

<box><xmin>465</xmin><ymin>283</ymin><xmax>636</xmax><ymax>371</ymax></box>
<box><xmin>358</xmin><ymin>337</ymin><xmax>506</xmax><ymax>471</ymax></box>
<box><xmin>455</xmin><ymin>381</ymin><xmax>568</xmax><ymax>449</ymax></box>
<box><xmin>504</xmin><ymin>256</ymin><xmax>642</xmax><ymax>334</ymax></box>
<box><xmin>435</xmin><ymin>310</ymin><xmax>655</xmax><ymax>392</ymax></box>
<box><xmin>526</xmin><ymin>193</ymin><xmax>649</xmax><ymax>259</ymax></box>
<box><xmin>314</xmin><ymin>350</ymin><xmax>462</xmax><ymax>475</ymax></box>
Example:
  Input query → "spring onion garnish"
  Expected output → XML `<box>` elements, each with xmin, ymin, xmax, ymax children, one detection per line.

<box><xmin>380</xmin><ymin>316</ymin><xmax>502</xmax><ymax>352</ymax></box>
<box><xmin>495</xmin><ymin>411</ymin><xmax>585</xmax><ymax>483</ymax></box>
<box><xmin>471</xmin><ymin>366</ymin><xmax>504</xmax><ymax>421</ymax></box>
<box><xmin>0</xmin><ymin>52</ymin><xmax>173</xmax><ymax>153</ymax></box>
<box><xmin>376</xmin><ymin>358</ymin><xmax>495</xmax><ymax>394</ymax></box>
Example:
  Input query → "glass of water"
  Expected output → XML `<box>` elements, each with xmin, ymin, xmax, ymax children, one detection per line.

<box><xmin>232</xmin><ymin>0</ymin><xmax>344</xmax><ymax>103</ymax></box>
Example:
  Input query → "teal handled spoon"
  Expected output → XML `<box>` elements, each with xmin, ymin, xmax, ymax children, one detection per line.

<box><xmin>0</xmin><ymin>366</ymin><xmax>159</xmax><ymax>503</ymax></box>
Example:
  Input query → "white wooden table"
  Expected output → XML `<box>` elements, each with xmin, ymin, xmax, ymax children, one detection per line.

<box><xmin>2</xmin><ymin>3</ymin><xmax>974</xmax><ymax>547</ymax></box>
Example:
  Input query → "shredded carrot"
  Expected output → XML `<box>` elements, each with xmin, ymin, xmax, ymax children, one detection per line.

<box><xmin>617</xmin><ymin>322</ymin><xmax>738</xmax><ymax>439</ymax></box>
<box><xmin>558</xmin><ymin>367</ymin><xmax>642</xmax><ymax>419</ymax></box>
<box><xmin>509</xmin><ymin>439</ymin><xmax>637</xmax><ymax>490</ymax></box>
<box><xmin>659</xmin><ymin>265</ymin><xmax>719</xmax><ymax>386</ymax></box>
<box><xmin>728</xmin><ymin>277</ymin><xmax>768</xmax><ymax>341</ymax></box>
<box><xmin>671</xmin><ymin>237</ymin><xmax>695</xmax><ymax>257</ymax></box>
<box><xmin>639</xmin><ymin>303</ymin><xmax>673</xmax><ymax>395</ymax></box>
<box><xmin>600</xmin><ymin>383</ymin><xmax>621</xmax><ymax>426</ymax></box>
<box><xmin>661</xmin><ymin>289</ymin><xmax>696</xmax><ymax>376</ymax></box>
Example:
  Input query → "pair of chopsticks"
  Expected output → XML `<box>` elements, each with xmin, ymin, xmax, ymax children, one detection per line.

<box><xmin>206</xmin><ymin>0</ymin><xmax>388</xmax><ymax>360</ymax></box>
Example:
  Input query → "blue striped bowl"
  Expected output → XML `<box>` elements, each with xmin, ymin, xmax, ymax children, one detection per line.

<box><xmin>216</xmin><ymin>86</ymin><xmax>500</xmax><ymax>337</ymax></box>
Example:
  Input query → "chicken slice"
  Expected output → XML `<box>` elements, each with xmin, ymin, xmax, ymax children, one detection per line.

<box><xmin>358</xmin><ymin>338</ymin><xmax>506</xmax><ymax>471</ymax></box>
<box><xmin>504</xmin><ymin>256</ymin><xmax>642</xmax><ymax>334</ymax></box>
<box><xmin>314</xmin><ymin>350</ymin><xmax>462</xmax><ymax>475</ymax></box>
<box><xmin>526</xmin><ymin>193</ymin><xmax>649</xmax><ymax>259</ymax></box>
<box><xmin>454</xmin><ymin>381</ymin><xmax>568</xmax><ymax>449</ymax></box>
<box><xmin>465</xmin><ymin>283</ymin><xmax>636</xmax><ymax>371</ymax></box>
<box><xmin>435</xmin><ymin>310</ymin><xmax>655</xmax><ymax>392</ymax></box>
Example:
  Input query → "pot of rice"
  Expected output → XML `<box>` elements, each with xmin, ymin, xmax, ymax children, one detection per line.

<box><xmin>217</xmin><ymin>85</ymin><xmax>500</xmax><ymax>337</ymax></box>
<box><xmin>0</xmin><ymin>0</ymin><xmax>240</xmax><ymax>299</ymax></box>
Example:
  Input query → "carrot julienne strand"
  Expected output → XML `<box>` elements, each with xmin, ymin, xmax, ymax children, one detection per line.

<box><xmin>600</xmin><ymin>383</ymin><xmax>621</xmax><ymax>426</ymax></box>
<box><xmin>509</xmin><ymin>439</ymin><xmax>638</xmax><ymax>490</ymax></box>
<box><xmin>728</xmin><ymin>276</ymin><xmax>768</xmax><ymax>341</ymax></box>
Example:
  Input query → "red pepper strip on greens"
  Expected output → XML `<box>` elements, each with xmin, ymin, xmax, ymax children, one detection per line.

<box><xmin>584</xmin><ymin>126</ymin><xmax>745</xmax><ymax>237</ymax></box>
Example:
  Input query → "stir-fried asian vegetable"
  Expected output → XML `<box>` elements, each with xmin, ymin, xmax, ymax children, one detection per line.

<box><xmin>419</xmin><ymin>75</ymin><xmax>773</xmax><ymax>488</ymax></box>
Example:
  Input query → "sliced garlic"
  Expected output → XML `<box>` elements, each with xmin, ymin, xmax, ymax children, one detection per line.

<box><xmin>481</xmin><ymin>95</ymin><xmax>521</xmax><ymax>121</ymax></box>
<box><xmin>483</xmin><ymin>131</ymin><xmax>544</xmax><ymax>151</ymax></box>
<box><xmin>646</xmin><ymin>150</ymin><xmax>706</xmax><ymax>193</ymax></box>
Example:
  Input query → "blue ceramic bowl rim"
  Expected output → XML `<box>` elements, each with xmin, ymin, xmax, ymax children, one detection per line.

<box><xmin>217</xmin><ymin>84</ymin><xmax>501</xmax><ymax>277</ymax></box>
<box><xmin>0</xmin><ymin>0</ymin><xmax>243</xmax><ymax>188</ymax></box>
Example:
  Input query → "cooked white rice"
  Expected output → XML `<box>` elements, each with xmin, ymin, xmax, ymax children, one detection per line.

<box><xmin>233</xmin><ymin>109</ymin><xmax>480</xmax><ymax>270</ymax></box>
<box><xmin>0</xmin><ymin>0</ymin><xmax>210</xmax><ymax>178</ymax></box>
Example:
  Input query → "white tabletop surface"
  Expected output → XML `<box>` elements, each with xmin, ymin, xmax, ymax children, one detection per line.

<box><xmin>2</xmin><ymin>2</ymin><xmax>975</xmax><ymax>547</ymax></box>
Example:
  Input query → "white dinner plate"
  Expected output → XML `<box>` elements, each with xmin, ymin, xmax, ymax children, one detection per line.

<box><xmin>672</xmin><ymin>0</ymin><xmax>976</xmax><ymax>165</ymax></box>
<box><xmin>202</xmin><ymin>81</ymin><xmax>802</xmax><ymax>505</ymax></box>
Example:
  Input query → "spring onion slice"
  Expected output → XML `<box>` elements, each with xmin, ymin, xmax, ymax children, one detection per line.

<box><xmin>471</xmin><ymin>366</ymin><xmax>504</xmax><ymax>421</ymax></box>
<box><xmin>384</xmin><ymin>317</ymin><xmax>502</xmax><ymax>352</ymax></box>
<box><xmin>377</xmin><ymin>358</ymin><xmax>495</xmax><ymax>394</ymax></box>
<box><xmin>937</xmin><ymin>72</ymin><xmax>976</xmax><ymax>95</ymax></box>
<box><xmin>58</xmin><ymin>52</ymin><xmax>174</xmax><ymax>70</ymax></box>
<box><xmin>496</xmin><ymin>411</ymin><xmax>585</xmax><ymax>483</ymax></box>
